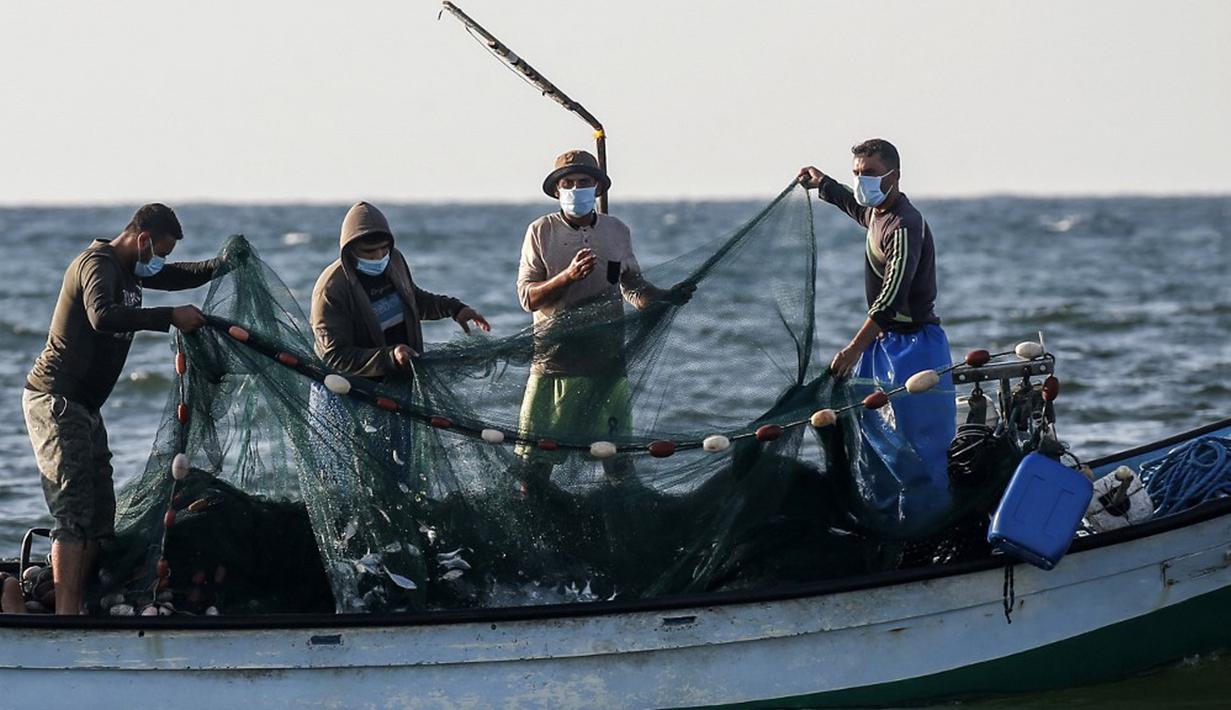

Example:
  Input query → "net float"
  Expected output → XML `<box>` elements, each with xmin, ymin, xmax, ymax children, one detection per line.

<box><xmin>163</xmin><ymin>508</ymin><xmax>176</xmax><ymax>529</ymax></box>
<box><xmin>187</xmin><ymin>498</ymin><xmax>209</xmax><ymax>513</ymax></box>
<box><xmin>905</xmin><ymin>369</ymin><xmax>940</xmax><ymax>394</ymax></box>
<box><xmin>140</xmin><ymin>605</ymin><xmax>159</xmax><ymax>616</ymax></box>
<box><xmin>755</xmin><ymin>424</ymin><xmax>783</xmax><ymax>442</ymax></box>
<box><xmin>964</xmin><ymin>349</ymin><xmax>991</xmax><ymax>367</ymax></box>
<box><xmin>1042</xmin><ymin>375</ymin><xmax>1061</xmax><ymax>402</ymax></box>
<box><xmin>323</xmin><ymin>374</ymin><xmax>352</xmax><ymax>395</ymax></box>
<box><xmin>176</xmin><ymin>403</ymin><xmax>189</xmax><ymax>423</ymax></box>
<box><xmin>810</xmin><ymin>409</ymin><xmax>837</xmax><ymax>428</ymax></box>
<box><xmin>109</xmin><ymin>603</ymin><xmax>135</xmax><ymax>617</ymax></box>
<box><xmin>702</xmin><ymin>434</ymin><xmax>730</xmax><ymax>452</ymax></box>
<box><xmin>276</xmin><ymin>352</ymin><xmax>299</xmax><ymax>367</ymax></box>
<box><xmin>429</xmin><ymin>416</ymin><xmax>453</xmax><ymax>429</ymax></box>
<box><xmin>648</xmin><ymin>440</ymin><xmax>676</xmax><ymax>458</ymax></box>
<box><xmin>590</xmin><ymin>441</ymin><xmax>617</xmax><ymax>459</ymax></box>
<box><xmin>227</xmin><ymin>325</ymin><xmax>250</xmax><ymax>342</ymax></box>
<box><xmin>1015</xmin><ymin>341</ymin><xmax>1045</xmax><ymax>360</ymax></box>
<box><xmin>375</xmin><ymin>397</ymin><xmax>399</xmax><ymax>412</ymax></box>
<box><xmin>156</xmin><ymin>559</ymin><xmax>170</xmax><ymax>580</ymax></box>
<box><xmin>191</xmin><ymin>570</ymin><xmax>207</xmax><ymax>586</ymax></box>
<box><xmin>205</xmin><ymin>606</ymin><xmax>220</xmax><ymax>616</ymax></box>
<box><xmin>480</xmin><ymin>428</ymin><xmax>505</xmax><ymax>444</ymax></box>
<box><xmin>214</xmin><ymin>565</ymin><xmax>227</xmax><ymax>585</ymax></box>
<box><xmin>863</xmin><ymin>390</ymin><xmax>890</xmax><ymax>410</ymax></box>
<box><xmin>537</xmin><ymin>439</ymin><xmax>558</xmax><ymax>452</ymax></box>
<box><xmin>171</xmin><ymin>453</ymin><xmax>190</xmax><ymax>481</ymax></box>
<box><xmin>175</xmin><ymin>352</ymin><xmax>187</xmax><ymax>374</ymax></box>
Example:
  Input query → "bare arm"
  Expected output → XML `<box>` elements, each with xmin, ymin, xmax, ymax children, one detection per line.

<box><xmin>830</xmin><ymin>317</ymin><xmax>882</xmax><ymax>379</ymax></box>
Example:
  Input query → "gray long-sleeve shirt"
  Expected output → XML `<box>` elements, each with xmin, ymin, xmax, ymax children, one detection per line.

<box><xmin>818</xmin><ymin>177</ymin><xmax>940</xmax><ymax>331</ymax></box>
<box><xmin>26</xmin><ymin>240</ymin><xmax>217</xmax><ymax>410</ymax></box>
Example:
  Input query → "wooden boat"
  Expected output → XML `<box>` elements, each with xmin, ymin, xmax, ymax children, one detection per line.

<box><xmin>1</xmin><ymin>417</ymin><xmax>1228</xmax><ymax>709</ymax></box>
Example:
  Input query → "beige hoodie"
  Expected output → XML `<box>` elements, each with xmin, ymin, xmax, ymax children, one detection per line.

<box><xmin>310</xmin><ymin>202</ymin><xmax>465</xmax><ymax>378</ymax></box>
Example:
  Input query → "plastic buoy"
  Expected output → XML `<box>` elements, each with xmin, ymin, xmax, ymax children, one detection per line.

<box><xmin>110</xmin><ymin>604</ymin><xmax>135</xmax><ymax>617</ymax></box>
<box><xmin>156</xmin><ymin>559</ymin><xmax>170</xmax><ymax>580</ymax></box>
<box><xmin>1042</xmin><ymin>375</ymin><xmax>1061</xmax><ymax>402</ymax></box>
<box><xmin>227</xmin><ymin>326</ymin><xmax>249</xmax><ymax>342</ymax></box>
<box><xmin>590</xmin><ymin>441</ymin><xmax>617</xmax><ymax>459</ymax></box>
<box><xmin>187</xmin><ymin>499</ymin><xmax>209</xmax><ymax>513</ymax></box>
<box><xmin>141</xmin><ymin>605</ymin><xmax>159</xmax><ymax>617</ymax></box>
<box><xmin>480</xmin><ymin>429</ymin><xmax>505</xmax><ymax>444</ymax></box>
<box><xmin>1015</xmin><ymin>341</ymin><xmax>1045</xmax><ymax>360</ymax></box>
<box><xmin>755</xmin><ymin>424</ymin><xmax>783</xmax><ymax>442</ymax></box>
<box><xmin>429</xmin><ymin>416</ymin><xmax>452</xmax><ymax>429</ymax></box>
<box><xmin>810</xmin><ymin>409</ymin><xmax>837</xmax><ymax>428</ymax></box>
<box><xmin>648</xmin><ymin>440</ymin><xmax>676</xmax><ymax>458</ymax></box>
<box><xmin>702</xmin><ymin>435</ymin><xmax>730</xmax><ymax>452</ymax></box>
<box><xmin>175</xmin><ymin>352</ymin><xmax>187</xmax><ymax>374</ymax></box>
<box><xmin>965</xmin><ymin>349</ymin><xmax>991</xmax><ymax>367</ymax></box>
<box><xmin>171</xmin><ymin>453</ymin><xmax>190</xmax><ymax>481</ymax></box>
<box><xmin>205</xmin><ymin>606</ymin><xmax>220</xmax><ymax>616</ymax></box>
<box><xmin>537</xmin><ymin>439</ymin><xmax>558</xmax><ymax>452</ymax></box>
<box><xmin>1113</xmin><ymin>465</ymin><xmax>1134</xmax><ymax>482</ymax></box>
<box><xmin>176</xmin><ymin>403</ymin><xmax>189</xmax><ymax>424</ymax></box>
<box><xmin>276</xmin><ymin>352</ymin><xmax>299</xmax><ymax>367</ymax></box>
<box><xmin>375</xmin><ymin>397</ymin><xmax>399</xmax><ymax>412</ymax></box>
<box><xmin>863</xmin><ymin>390</ymin><xmax>890</xmax><ymax>410</ymax></box>
<box><xmin>163</xmin><ymin>508</ymin><xmax>176</xmax><ymax>529</ymax></box>
<box><xmin>905</xmin><ymin>370</ymin><xmax>940</xmax><ymax>394</ymax></box>
<box><xmin>323</xmin><ymin>374</ymin><xmax>351</xmax><ymax>395</ymax></box>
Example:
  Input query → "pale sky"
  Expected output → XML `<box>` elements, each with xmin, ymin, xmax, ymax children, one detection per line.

<box><xmin>1</xmin><ymin>0</ymin><xmax>1228</xmax><ymax>204</ymax></box>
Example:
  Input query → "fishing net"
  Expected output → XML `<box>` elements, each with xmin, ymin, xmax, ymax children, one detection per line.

<box><xmin>100</xmin><ymin>184</ymin><xmax>1020</xmax><ymax>615</ymax></box>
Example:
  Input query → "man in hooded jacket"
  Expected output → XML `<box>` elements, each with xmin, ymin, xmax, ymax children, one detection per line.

<box><xmin>311</xmin><ymin>201</ymin><xmax>489</xmax><ymax>376</ymax></box>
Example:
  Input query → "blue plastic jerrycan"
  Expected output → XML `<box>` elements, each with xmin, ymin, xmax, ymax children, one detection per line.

<box><xmin>988</xmin><ymin>452</ymin><xmax>1094</xmax><ymax>570</ymax></box>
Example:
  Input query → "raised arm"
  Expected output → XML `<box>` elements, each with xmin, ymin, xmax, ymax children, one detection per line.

<box><xmin>798</xmin><ymin>166</ymin><xmax>869</xmax><ymax>228</ymax></box>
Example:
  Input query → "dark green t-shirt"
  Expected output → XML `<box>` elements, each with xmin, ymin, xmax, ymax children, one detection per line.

<box><xmin>26</xmin><ymin>240</ymin><xmax>217</xmax><ymax>410</ymax></box>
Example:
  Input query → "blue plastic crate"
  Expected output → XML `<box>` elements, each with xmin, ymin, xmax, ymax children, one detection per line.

<box><xmin>988</xmin><ymin>452</ymin><xmax>1094</xmax><ymax>570</ymax></box>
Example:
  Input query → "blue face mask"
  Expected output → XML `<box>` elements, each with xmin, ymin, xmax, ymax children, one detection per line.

<box><xmin>355</xmin><ymin>254</ymin><xmax>390</xmax><ymax>276</ymax></box>
<box><xmin>134</xmin><ymin>238</ymin><xmax>165</xmax><ymax>278</ymax></box>
<box><xmin>559</xmin><ymin>187</ymin><xmax>597</xmax><ymax>218</ymax></box>
<box><xmin>854</xmin><ymin>170</ymin><xmax>895</xmax><ymax>207</ymax></box>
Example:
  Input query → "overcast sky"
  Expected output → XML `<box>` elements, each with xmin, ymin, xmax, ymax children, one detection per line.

<box><xmin>1</xmin><ymin>0</ymin><xmax>1227</xmax><ymax>204</ymax></box>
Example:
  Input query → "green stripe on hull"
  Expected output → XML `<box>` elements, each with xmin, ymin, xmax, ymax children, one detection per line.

<box><xmin>716</xmin><ymin>584</ymin><xmax>1231</xmax><ymax>709</ymax></box>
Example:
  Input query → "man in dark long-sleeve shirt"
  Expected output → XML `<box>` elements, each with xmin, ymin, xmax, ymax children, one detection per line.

<box><xmin>799</xmin><ymin>139</ymin><xmax>956</xmax><ymax>532</ymax></box>
<box><xmin>23</xmin><ymin>203</ymin><xmax>219</xmax><ymax>614</ymax></box>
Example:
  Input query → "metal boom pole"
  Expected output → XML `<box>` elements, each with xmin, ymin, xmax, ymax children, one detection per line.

<box><xmin>439</xmin><ymin>1</ymin><xmax>609</xmax><ymax>213</ymax></box>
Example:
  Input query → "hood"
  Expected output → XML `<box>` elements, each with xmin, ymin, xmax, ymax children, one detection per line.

<box><xmin>339</xmin><ymin>201</ymin><xmax>395</xmax><ymax>255</ymax></box>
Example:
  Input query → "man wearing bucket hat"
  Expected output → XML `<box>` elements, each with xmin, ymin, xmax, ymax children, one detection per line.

<box><xmin>514</xmin><ymin>150</ymin><xmax>695</xmax><ymax>488</ymax></box>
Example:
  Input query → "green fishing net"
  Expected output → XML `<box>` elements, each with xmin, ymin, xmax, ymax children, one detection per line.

<box><xmin>101</xmin><ymin>185</ymin><xmax>1020</xmax><ymax>615</ymax></box>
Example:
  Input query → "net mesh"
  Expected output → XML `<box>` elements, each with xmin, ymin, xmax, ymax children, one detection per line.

<box><xmin>101</xmin><ymin>184</ymin><xmax>1017</xmax><ymax>614</ymax></box>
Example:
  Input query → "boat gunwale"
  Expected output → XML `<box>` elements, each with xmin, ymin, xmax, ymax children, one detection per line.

<box><xmin>2</xmin><ymin>415</ymin><xmax>1227</xmax><ymax>632</ymax></box>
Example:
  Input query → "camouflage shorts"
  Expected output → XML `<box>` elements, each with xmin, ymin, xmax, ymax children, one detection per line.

<box><xmin>21</xmin><ymin>390</ymin><xmax>115</xmax><ymax>544</ymax></box>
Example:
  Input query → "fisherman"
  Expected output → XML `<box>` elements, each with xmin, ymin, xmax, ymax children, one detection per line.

<box><xmin>311</xmin><ymin>201</ymin><xmax>489</xmax><ymax>377</ymax></box>
<box><xmin>798</xmin><ymin>139</ymin><xmax>957</xmax><ymax>527</ymax></box>
<box><xmin>23</xmin><ymin>203</ymin><xmax>220</xmax><ymax>615</ymax></box>
<box><xmin>515</xmin><ymin>150</ymin><xmax>694</xmax><ymax>487</ymax></box>
<box><xmin>310</xmin><ymin>201</ymin><xmax>489</xmax><ymax>485</ymax></box>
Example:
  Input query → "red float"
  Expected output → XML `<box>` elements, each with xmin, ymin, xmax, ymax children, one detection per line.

<box><xmin>175</xmin><ymin>352</ymin><xmax>187</xmax><ymax>374</ymax></box>
<box><xmin>964</xmin><ymin>349</ymin><xmax>991</xmax><ymax>367</ymax></box>
<box><xmin>1042</xmin><ymin>375</ymin><xmax>1061</xmax><ymax>402</ymax></box>
<box><xmin>537</xmin><ymin>439</ymin><xmax>558</xmax><ymax>452</ymax></box>
<box><xmin>375</xmin><ymin>397</ymin><xmax>399</xmax><ymax>412</ymax></box>
<box><xmin>156</xmin><ymin>559</ymin><xmax>170</xmax><ymax>580</ymax></box>
<box><xmin>191</xmin><ymin>570</ymin><xmax>207</xmax><ymax>586</ymax></box>
<box><xmin>227</xmin><ymin>325</ymin><xmax>250</xmax><ymax>342</ymax></box>
<box><xmin>176</xmin><ymin>403</ymin><xmax>189</xmax><ymax>423</ymax></box>
<box><xmin>755</xmin><ymin>424</ymin><xmax>783</xmax><ymax>442</ymax></box>
<box><xmin>430</xmin><ymin>416</ymin><xmax>453</xmax><ymax>429</ymax></box>
<box><xmin>163</xmin><ymin>508</ymin><xmax>176</xmax><ymax>529</ymax></box>
<box><xmin>863</xmin><ymin>390</ymin><xmax>890</xmax><ymax>410</ymax></box>
<box><xmin>648</xmin><ymin>440</ymin><xmax>676</xmax><ymax>458</ymax></box>
<box><xmin>276</xmin><ymin>352</ymin><xmax>299</xmax><ymax>367</ymax></box>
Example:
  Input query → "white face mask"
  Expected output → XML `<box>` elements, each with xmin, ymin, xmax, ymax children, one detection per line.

<box><xmin>134</xmin><ymin>237</ymin><xmax>166</xmax><ymax>278</ymax></box>
<box><xmin>854</xmin><ymin>170</ymin><xmax>895</xmax><ymax>207</ymax></box>
<box><xmin>559</xmin><ymin>187</ymin><xmax>597</xmax><ymax>218</ymax></box>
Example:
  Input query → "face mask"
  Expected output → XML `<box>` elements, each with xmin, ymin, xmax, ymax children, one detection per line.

<box><xmin>134</xmin><ymin>237</ymin><xmax>165</xmax><ymax>278</ymax></box>
<box><xmin>854</xmin><ymin>170</ymin><xmax>895</xmax><ymax>207</ymax></box>
<box><xmin>355</xmin><ymin>253</ymin><xmax>390</xmax><ymax>276</ymax></box>
<box><xmin>559</xmin><ymin>187</ymin><xmax>597</xmax><ymax>218</ymax></box>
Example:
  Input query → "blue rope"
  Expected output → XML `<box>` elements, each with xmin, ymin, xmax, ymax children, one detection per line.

<box><xmin>1141</xmin><ymin>436</ymin><xmax>1231</xmax><ymax>516</ymax></box>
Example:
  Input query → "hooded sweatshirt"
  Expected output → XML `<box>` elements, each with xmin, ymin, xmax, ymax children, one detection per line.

<box><xmin>310</xmin><ymin>202</ymin><xmax>466</xmax><ymax>378</ymax></box>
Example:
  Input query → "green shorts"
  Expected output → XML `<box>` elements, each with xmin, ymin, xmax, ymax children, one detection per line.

<box><xmin>515</xmin><ymin>374</ymin><xmax>632</xmax><ymax>461</ymax></box>
<box><xmin>22</xmin><ymin>390</ymin><xmax>116</xmax><ymax>544</ymax></box>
